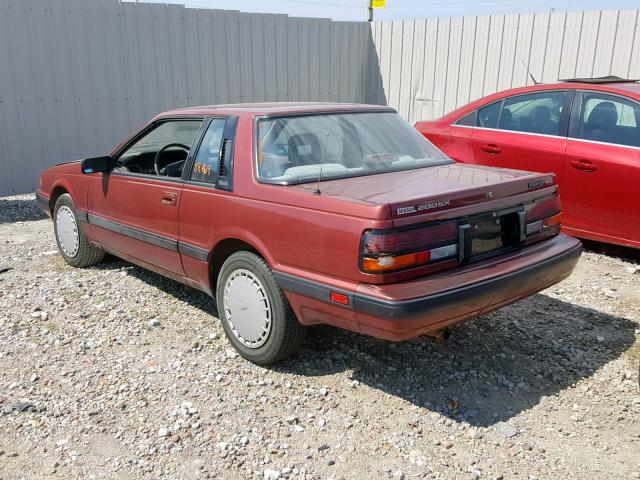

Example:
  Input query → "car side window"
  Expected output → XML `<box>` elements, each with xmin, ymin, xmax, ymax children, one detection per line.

<box><xmin>576</xmin><ymin>92</ymin><xmax>640</xmax><ymax>148</ymax></box>
<box><xmin>115</xmin><ymin>120</ymin><xmax>202</xmax><ymax>177</ymax></box>
<box><xmin>499</xmin><ymin>91</ymin><xmax>567</xmax><ymax>136</ymax></box>
<box><xmin>190</xmin><ymin>118</ymin><xmax>227</xmax><ymax>183</ymax></box>
<box><xmin>455</xmin><ymin>111</ymin><xmax>477</xmax><ymax>127</ymax></box>
<box><xmin>476</xmin><ymin>101</ymin><xmax>502</xmax><ymax>129</ymax></box>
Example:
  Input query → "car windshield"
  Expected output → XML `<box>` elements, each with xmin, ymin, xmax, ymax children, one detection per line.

<box><xmin>256</xmin><ymin>111</ymin><xmax>452</xmax><ymax>184</ymax></box>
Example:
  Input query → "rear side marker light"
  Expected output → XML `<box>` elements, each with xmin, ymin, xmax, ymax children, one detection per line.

<box><xmin>330</xmin><ymin>291</ymin><xmax>350</xmax><ymax>305</ymax></box>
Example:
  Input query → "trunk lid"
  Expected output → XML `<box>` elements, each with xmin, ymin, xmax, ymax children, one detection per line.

<box><xmin>299</xmin><ymin>163</ymin><xmax>555</xmax><ymax>225</ymax></box>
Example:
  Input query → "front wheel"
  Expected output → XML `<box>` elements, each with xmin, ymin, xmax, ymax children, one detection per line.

<box><xmin>216</xmin><ymin>251</ymin><xmax>305</xmax><ymax>364</ymax></box>
<box><xmin>53</xmin><ymin>194</ymin><xmax>105</xmax><ymax>268</ymax></box>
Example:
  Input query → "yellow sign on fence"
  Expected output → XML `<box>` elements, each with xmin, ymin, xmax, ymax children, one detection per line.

<box><xmin>371</xmin><ymin>0</ymin><xmax>386</xmax><ymax>9</ymax></box>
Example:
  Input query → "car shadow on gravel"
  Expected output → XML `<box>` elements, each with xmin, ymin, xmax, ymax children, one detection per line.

<box><xmin>93</xmin><ymin>256</ymin><xmax>218</xmax><ymax>317</ymax></box>
<box><xmin>276</xmin><ymin>295</ymin><xmax>637</xmax><ymax>428</ymax></box>
<box><xmin>91</xmin><ymin>256</ymin><xmax>636</xmax><ymax>429</ymax></box>
<box><xmin>0</xmin><ymin>196</ymin><xmax>47</xmax><ymax>224</ymax></box>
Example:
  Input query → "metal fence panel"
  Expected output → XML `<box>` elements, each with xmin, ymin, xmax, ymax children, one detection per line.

<box><xmin>0</xmin><ymin>0</ymin><xmax>374</xmax><ymax>195</ymax></box>
<box><xmin>373</xmin><ymin>9</ymin><xmax>640</xmax><ymax>125</ymax></box>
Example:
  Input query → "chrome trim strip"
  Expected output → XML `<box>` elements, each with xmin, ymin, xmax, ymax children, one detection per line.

<box><xmin>451</xmin><ymin>124</ymin><xmax>640</xmax><ymax>150</ymax></box>
<box><xmin>451</xmin><ymin>124</ymin><xmax>566</xmax><ymax>140</ymax></box>
<box><xmin>566</xmin><ymin>137</ymin><xmax>640</xmax><ymax>151</ymax></box>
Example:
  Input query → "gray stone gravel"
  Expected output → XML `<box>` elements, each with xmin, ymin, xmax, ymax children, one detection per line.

<box><xmin>1</xmin><ymin>193</ymin><xmax>639</xmax><ymax>479</ymax></box>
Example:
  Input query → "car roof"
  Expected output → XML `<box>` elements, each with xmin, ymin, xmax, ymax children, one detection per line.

<box><xmin>157</xmin><ymin>102</ymin><xmax>395</xmax><ymax>118</ymax></box>
<box><xmin>435</xmin><ymin>80</ymin><xmax>640</xmax><ymax>123</ymax></box>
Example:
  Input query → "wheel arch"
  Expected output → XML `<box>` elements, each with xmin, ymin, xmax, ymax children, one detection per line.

<box><xmin>208</xmin><ymin>237</ymin><xmax>270</xmax><ymax>291</ymax></box>
<box><xmin>49</xmin><ymin>184</ymin><xmax>70</xmax><ymax>213</ymax></box>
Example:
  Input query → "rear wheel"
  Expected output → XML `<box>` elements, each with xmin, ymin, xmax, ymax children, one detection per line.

<box><xmin>216</xmin><ymin>251</ymin><xmax>305</xmax><ymax>364</ymax></box>
<box><xmin>53</xmin><ymin>194</ymin><xmax>104</xmax><ymax>268</ymax></box>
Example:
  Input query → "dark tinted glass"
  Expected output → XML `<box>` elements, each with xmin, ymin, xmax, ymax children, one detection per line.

<box><xmin>577</xmin><ymin>92</ymin><xmax>640</xmax><ymax>147</ymax></box>
<box><xmin>455</xmin><ymin>111</ymin><xmax>477</xmax><ymax>126</ymax></box>
<box><xmin>477</xmin><ymin>101</ymin><xmax>502</xmax><ymax>129</ymax></box>
<box><xmin>500</xmin><ymin>91</ymin><xmax>567</xmax><ymax>136</ymax></box>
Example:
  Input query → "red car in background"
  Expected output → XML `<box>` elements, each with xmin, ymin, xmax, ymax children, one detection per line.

<box><xmin>415</xmin><ymin>77</ymin><xmax>640</xmax><ymax>249</ymax></box>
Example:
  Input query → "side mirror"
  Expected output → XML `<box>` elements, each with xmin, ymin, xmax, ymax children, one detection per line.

<box><xmin>81</xmin><ymin>156</ymin><xmax>112</xmax><ymax>174</ymax></box>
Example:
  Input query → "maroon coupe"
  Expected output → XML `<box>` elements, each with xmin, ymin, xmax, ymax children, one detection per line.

<box><xmin>37</xmin><ymin>103</ymin><xmax>581</xmax><ymax>364</ymax></box>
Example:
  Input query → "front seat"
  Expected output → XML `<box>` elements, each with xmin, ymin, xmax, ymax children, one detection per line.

<box><xmin>288</xmin><ymin>133</ymin><xmax>321</xmax><ymax>166</ymax></box>
<box><xmin>531</xmin><ymin>105</ymin><xmax>556</xmax><ymax>135</ymax></box>
<box><xmin>584</xmin><ymin>101</ymin><xmax>618</xmax><ymax>142</ymax></box>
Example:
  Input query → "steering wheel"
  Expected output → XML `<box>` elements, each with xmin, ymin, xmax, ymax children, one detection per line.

<box><xmin>154</xmin><ymin>143</ymin><xmax>190</xmax><ymax>176</ymax></box>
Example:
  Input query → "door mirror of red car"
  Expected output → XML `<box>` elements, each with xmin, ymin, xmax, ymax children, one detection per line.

<box><xmin>81</xmin><ymin>156</ymin><xmax>112</xmax><ymax>174</ymax></box>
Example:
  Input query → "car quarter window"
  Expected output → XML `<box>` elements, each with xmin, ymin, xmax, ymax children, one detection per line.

<box><xmin>114</xmin><ymin>120</ymin><xmax>203</xmax><ymax>177</ymax></box>
<box><xmin>499</xmin><ymin>91</ymin><xmax>567</xmax><ymax>136</ymax></box>
<box><xmin>455</xmin><ymin>110</ymin><xmax>477</xmax><ymax>126</ymax></box>
<box><xmin>476</xmin><ymin>101</ymin><xmax>502</xmax><ymax>129</ymax></box>
<box><xmin>575</xmin><ymin>92</ymin><xmax>640</xmax><ymax>148</ymax></box>
<box><xmin>190</xmin><ymin>118</ymin><xmax>227</xmax><ymax>183</ymax></box>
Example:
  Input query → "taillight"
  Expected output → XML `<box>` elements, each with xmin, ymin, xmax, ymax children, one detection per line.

<box><xmin>361</xmin><ymin>222</ymin><xmax>458</xmax><ymax>273</ymax></box>
<box><xmin>524</xmin><ymin>195</ymin><xmax>561</xmax><ymax>241</ymax></box>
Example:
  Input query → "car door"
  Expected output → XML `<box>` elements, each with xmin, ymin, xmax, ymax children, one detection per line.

<box><xmin>470</xmin><ymin>91</ymin><xmax>572</xmax><ymax>184</ymax></box>
<box><xmin>563</xmin><ymin>91</ymin><xmax>640</xmax><ymax>246</ymax></box>
<box><xmin>87</xmin><ymin>118</ymin><xmax>205</xmax><ymax>275</ymax></box>
<box><xmin>176</xmin><ymin>117</ymin><xmax>236</xmax><ymax>293</ymax></box>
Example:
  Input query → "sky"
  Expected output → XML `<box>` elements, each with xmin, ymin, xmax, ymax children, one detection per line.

<box><xmin>133</xmin><ymin>0</ymin><xmax>640</xmax><ymax>22</ymax></box>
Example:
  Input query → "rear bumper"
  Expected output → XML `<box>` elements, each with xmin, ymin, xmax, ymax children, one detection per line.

<box><xmin>275</xmin><ymin>234</ymin><xmax>582</xmax><ymax>341</ymax></box>
<box><xmin>353</xmin><ymin>237</ymin><xmax>581</xmax><ymax>320</ymax></box>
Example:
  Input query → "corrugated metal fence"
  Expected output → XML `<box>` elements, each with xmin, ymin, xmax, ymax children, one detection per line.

<box><xmin>371</xmin><ymin>10</ymin><xmax>640</xmax><ymax>124</ymax></box>
<box><xmin>0</xmin><ymin>0</ymin><xmax>383</xmax><ymax>195</ymax></box>
<box><xmin>1</xmin><ymin>3</ymin><xmax>639</xmax><ymax>195</ymax></box>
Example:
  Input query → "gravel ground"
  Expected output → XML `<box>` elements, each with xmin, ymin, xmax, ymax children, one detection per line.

<box><xmin>1</xmin><ymin>193</ymin><xmax>639</xmax><ymax>480</ymax></box>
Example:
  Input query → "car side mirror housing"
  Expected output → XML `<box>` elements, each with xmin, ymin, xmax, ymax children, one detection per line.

<box><xmin>81</xmin><ymin>156</ymin><xmax>112</xmax><ymax>174</ymax></box>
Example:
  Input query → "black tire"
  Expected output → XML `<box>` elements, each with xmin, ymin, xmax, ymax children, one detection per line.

<box><xmin>216</xmin><ymin>251</ymin><xmax>306</xmax><ymax>364</ymax></box>
<box><xmin>53</xmin><ymin>194</ymin><xmax>105</xmax><ymax>268</ymax></box>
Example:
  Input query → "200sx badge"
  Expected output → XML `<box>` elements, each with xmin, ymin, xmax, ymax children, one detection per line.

<box><xmin>397</xmin><ymin>200</ymin><xmax>451</xmax><ymax>215</ymax></box>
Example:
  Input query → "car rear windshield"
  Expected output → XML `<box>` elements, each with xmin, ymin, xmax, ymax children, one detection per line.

<box><xmin>256</xmin><ymin>111</ymin><xmax>452</xmax><ymax>184</ymax></box>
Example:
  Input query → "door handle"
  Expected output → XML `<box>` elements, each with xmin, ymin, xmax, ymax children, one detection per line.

<box><xmin>480</xmin><ymin>144</ymin><xmax>501</xmax><ymax>154</ymax></box>
<box><xmin>570</xmin><ymin>159</ymin><xmax>598</xmax><ymax>172</ymax></box>
<box><xmin>160</xmin><ymin>191</ymin><xmax>178</xmax><ymax>205</ymax></box>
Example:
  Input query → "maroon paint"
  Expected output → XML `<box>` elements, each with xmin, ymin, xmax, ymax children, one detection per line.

<box><xmin>38</xmin><ymin>103</ymin><xmax>581</xmax><ymax>341</ymax></box>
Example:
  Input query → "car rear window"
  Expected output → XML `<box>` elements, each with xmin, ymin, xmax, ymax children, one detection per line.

<box><xmin>256</xmin><ymin>112</ymin><xmax>452</xmax><ymax>185</ymax></box>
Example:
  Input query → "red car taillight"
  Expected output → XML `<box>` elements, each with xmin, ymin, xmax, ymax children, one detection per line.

<box><xmin>524</xmin><ymin>195</ymin><xmax>561</xmax><ymax>241</ymax></box>
<box><xmin>360</xmin><ymin>195</ymin><xmax>562</xmax><ymax>275</ymax></box>
<box><xmin>361</xmin><ymin>222</ymin><xmax>458</xmax><ymax>273</ymax></box>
